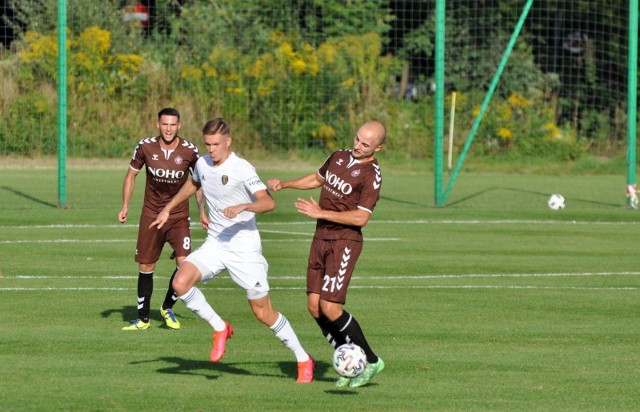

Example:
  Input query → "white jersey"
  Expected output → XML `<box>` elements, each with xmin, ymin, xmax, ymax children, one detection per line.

<box><xmin>193</xmin><ymin>152</ymin><xmax>266</xmax><ymax>252</ymax></box>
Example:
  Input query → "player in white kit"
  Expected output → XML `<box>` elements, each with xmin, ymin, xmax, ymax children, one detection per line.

<box><xmin>151</xmin><ymin>118</ymin><xmax>315</xmax><ymax>383</ymax></box>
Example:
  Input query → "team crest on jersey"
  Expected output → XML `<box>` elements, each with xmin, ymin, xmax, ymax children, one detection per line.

<box><xmin>174</xmin><ymin>155</ymin><xmax>183</xmax><ymax>165</ymax></box>
<box><xmin>351</xmin><ymin>169</ymin><xmax>361</xmax><ymax>177</ymax></box>
<box><xmin>221</xmin><ymin>175</ymin><xmax>229</xmax><ymax>185</ymax></box>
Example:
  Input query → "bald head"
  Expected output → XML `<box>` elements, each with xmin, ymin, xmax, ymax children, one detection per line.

<box><xmin>352</xmin><ymin>120</ymin><xmax>386</xmax><ymax>161</ymax></box>
<box><xmin>359</xmin><ymin>120</ymin><xmax>387</xmax><ymax>147</ymax></box>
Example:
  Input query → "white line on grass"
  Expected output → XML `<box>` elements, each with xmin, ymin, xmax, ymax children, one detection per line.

<box><xmin>0</xmin><ymin>237</ymin><xmax>399</xmax><ymax>244</ymax></box>
<box><xmin>355</xmin><ymin>285</ymin><xmax>640</xmax><ymax>290</ymax></box>
<box><xmin>8</xmin><ymin>271</ymin><xmax>640</xmax><ymax>280</ymax></box>
<box><xmin>373</xmin><ymin>220</ymin><xmax>640</xmax><ymax>225</ymax></box>
<box><xmin>3</xmin><ymin>272</ymin><xmax>639</xmax><ymax>292</ymax></box>
<box><xmin>260</xmin><ymin>229</ymin><xmax>312</xmax><ymax>236</ymax></box>
<box><xmin>1</xmin><ymin>285</ymin><xmax>637</xmax><ymax>291</ymax></box>
<box><xmin>365</xmin><ymin>271</ymin><xmax>640</xmax><ymax>279</ymax></box>
<box><xmin>2</xmin><ymin>219</ymin><xmax>640</xmax><ymax>230</ymax></box>
<box><xmin>0</xmin><ymin>239</ymin><xmax>136</xmax><ymax>244</ymax></box>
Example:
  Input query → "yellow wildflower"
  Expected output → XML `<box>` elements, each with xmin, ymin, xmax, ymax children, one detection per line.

<box><xmin>277</xmin><ymin>42</ymin><xmax>295</xmax><ymax>59</ymax></box>
<box><xmin>508</xmin><ymin>92</ymin><xmax>531</xmax><ymax>109</ymax></box>
<box><xmin>342</xmin><ymin>77</ymin><xmax>355</xmax><ymax>89</ymax></box>
<box><xmin>246</xmin><ymin>58</ymin><xmax>265</xmax><ymax>79</ymax></box>
<box><xmin>498</xmin><ymin>102</ymin><xmax>513</xmax><ymax>121</ymax></box>
<box><xmin>269</xmin><ymin>30</ymin><xmax>286</xmax><ymax>45</ymax></box>
<box><xmin>115</xmin><ymin>54</ymin><xmax>143</xmax><ymax>73</ymax></box>
<box><xmin>226</xmin><ymin>87</ymin><xmax>245</xmax><ymax>95</ymax></box>
<box><xmin>257</xmin><ymin>85</ymin><xmax>272</xmax><ymax>97</ymax></box>
<box><xmin>34</xmin><ymin>98</ymin><xmax>47</xmax><ymax>114</ymax></box>
<box><xmin>225</xmin><ymin>73</ymin><xmax>240</xmax><ymax>83</ymax></box>
<box><xmin>202</xmin><ymin>62</ymin><xmax>217</xmax><ymax>78</ymax></box>
<box><xmin>317</xmin><ymin>42</ymin><xmax>338</xmax><ymax>66</ymax></box>
<box><xmin>181</xmin><ymin>66</ymin><xmax>203</xmax><ymax>82</ymax></box>
<box><xmin>497</xmin><ymin>127</ymin><xmax>513</xmax><ymax>140</ymax></box>
<box><xmin>291</xmin><ymin>58</ymin><xmax>306</xmax><ymax>75</ymax></box>
<box><xmin>76</xmin><ymin>26</ymin><xmax>111</xmax><ymax>56</ymax></box>
<box><xmin>544</xmin><ymin>122</ymin><xmax>561</xmax><ymax>140</ymax></box>
<box><xmin>316</xmin><ymin>124</ymin><xmax>336</xmax><ymax>141</ymax></box>
<box><xmin>19</xmin><ymin>31</ymin><xmax>57</xmax><ymax>63</ymax></box>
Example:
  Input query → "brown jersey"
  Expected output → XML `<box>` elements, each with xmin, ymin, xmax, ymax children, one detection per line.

<box><xmin>315</xmin><ymin>150</ymin><xmax>382</xmax><ymax>240</ymax></box>
<box><xmin>129</xmin><ymin>136</ymin><xmax>199</xmax><ymax>218</ymax></box>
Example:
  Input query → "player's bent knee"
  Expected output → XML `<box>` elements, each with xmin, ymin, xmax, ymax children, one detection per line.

<box><xmin>172</xmin><ymin>262</ymin><xmax>201</xmax><ymax>296</ymax></box>
<box><xmin>248</xmin><ymin>294</ymin><xmax>277</xmax><ymax>326</ymax></box>
<box><xmin>307</xmin><ymin>306</ymin><xmax>320</xmax><ymax>318</ymax></box>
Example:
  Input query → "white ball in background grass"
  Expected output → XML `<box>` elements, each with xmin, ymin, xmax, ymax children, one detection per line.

<box><xmin>547</xmin><ymin>194</ymin><xmax>565</xmax><ymax>210</ymax></box>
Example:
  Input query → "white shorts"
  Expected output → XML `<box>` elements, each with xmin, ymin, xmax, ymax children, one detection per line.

<box><xmin>185</xmin><ymin>239</ymin><xmax>270</xmax><ymax>300</ymax></box>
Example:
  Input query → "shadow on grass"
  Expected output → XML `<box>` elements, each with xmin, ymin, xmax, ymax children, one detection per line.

<box><xmin>325</xmin><ymin>388</ymin><xmax>368</xmax><ymax>394</ymax></box>
<box><xmin>100</xmin><ymin>305</ymin><xmax>184</xmax><ymax>329</ymax></box>
<box><xmin>379</xmin><ymin>194</ymin><xmax>429</xmax><ymax>208</ymax></box>
<box><xmin>129</xmin><ymin>356</ymin><xmax>335</xmax><ymax>383</ymax></box>
<box><xmin>0</xmin><ymin>185</ymin><xmax>58</xmax><ymax>208</ymax></box>
<box><xmin>130</xmin><ymin>357</ymin><xmax>254</xmax><ymax>380</ymax></box>
<box><xmin>100</xmin><ymin>305</ymin><xmax>137</xmax><ymax>322</ymax></box>
<box><xmin>446</xmin><ymin>186</ymin><xmax>619</xmax><ymax>208</ymax></box>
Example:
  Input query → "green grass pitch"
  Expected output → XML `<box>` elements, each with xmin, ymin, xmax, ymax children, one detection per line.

<box><xmin>1</xmin><ymin>165</ymin><xmax>639</xmax><ymax>410</ymax></box>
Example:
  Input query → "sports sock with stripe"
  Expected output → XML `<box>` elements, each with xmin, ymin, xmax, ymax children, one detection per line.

<box><xmin>315</xmin><ymin>314</ymin><xmax>347</xmax><ymax>348</ymax></box>
<box><xmin>137</xmin><ymin>271</ymin><xmax>153</xmax><ymax>322</ymax></box>
<box><xmin>331</xmin><ymin>310</ymin><xmax>379</xmax><ymax>364</ymax></box>
<box><xmin>270</xmin><ymin>313</ymin><xmax>309</xmax><ymax>362</ymax></box>
<box><xmin>179</xmin><ymin>287</ymin><xmax>225</xmax><ymax>331</ymax></box>
<box><xmin>161</xmin><ymin>267</ymin><xmax>179</xmax><ymax>310</ymax></box>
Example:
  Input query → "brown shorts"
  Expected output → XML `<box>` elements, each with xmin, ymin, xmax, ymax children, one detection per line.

<box><xmin>135</xmin><ymin>214</ymin><xmax>192</xmax><ymax>264</ymax></box>
<box><xmin>306</xmin><ymin>237</ymin><xmax>363</xmax><ymax>304</ymax></box>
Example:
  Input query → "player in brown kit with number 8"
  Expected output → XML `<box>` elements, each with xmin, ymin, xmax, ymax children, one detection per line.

<box><xmin>118</xmin><ymin>107</ymin><xmax>200</xmax><ymax>331</ymax></box>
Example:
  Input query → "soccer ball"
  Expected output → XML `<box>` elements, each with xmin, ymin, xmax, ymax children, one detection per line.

<box><xmin>333</xmin><ymin>343</ymin><xmax>368</xmax><ymax>378</ymax></box>
<box><xmin>547</xmin><ymin>194</ymin><xmax>565</xmax><ymax>210</ymax></box>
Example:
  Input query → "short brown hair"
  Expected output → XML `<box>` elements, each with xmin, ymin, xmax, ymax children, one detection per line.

<box><xmin>202</xmin><ymin>118</ymin><xmax>230</xmax><ymax>136</ymax></box>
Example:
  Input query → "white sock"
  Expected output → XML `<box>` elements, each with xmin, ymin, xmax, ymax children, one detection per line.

<box><xmin>179</xmin><ymin>287</ymin><xmax>226</xmax><ymax>331</ymax></box>
<box><xmin>270</xmin><ymin>313</ymin><xmax>309</xmax><ymax>362</ymax></box>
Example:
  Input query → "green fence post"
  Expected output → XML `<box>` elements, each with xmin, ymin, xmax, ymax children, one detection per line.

<box><xmin>627</xmin><ymin>0</ymin><xmax>638</xmax><ymax>207</ymax></box>
<box><xmin>441</xmin><ymin>0</ymin><xmax>534</xmax><ymax>206</ymax></box>
<box><xmin>57</xmin><ymin>0</ymin><xmax>68</xmax><ymax>208</ymax></box>
<box><xmin>434</xmin><ymin>0</ymin><xmax>445</xmax><ymax>207</ymax></box>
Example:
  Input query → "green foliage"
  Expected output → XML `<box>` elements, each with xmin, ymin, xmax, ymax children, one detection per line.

<box><xmin>16</xmin><ymin>25</ymin><xmax>146</xmax><ymax>96</ymax></box>
<box><xmin>308</xmin><ymin>0</ymin><xmax>394</xmax><ymax>40</ymax></box>
<box><xmin>169</xmin><ymin>0</ymin><xmax>272</xmax><ymax>66</ymax></box>
<box><xmin>0</xmin><ymin>0</ymin><xmax>632</xmax><ymax>163</ymax></box>
<box><xmin>384</xmin><ymin>98</ymin><xmax>435</xmax><ymax>158</ymax></box>
<box><xmin>482</xmin><ymin>42</ymin><xmax>584</xmax><ymax>160</ymax></box>
<box><xmin>0</xmin><ymin>91</ymin><xmax>57</xmax><ymax>156</ymax></box>
<box><xmin>9</xmin><ymin>0</ymin><xmax>128</xmax><ymax>45</ymax></box>
<box><xmin>448</xmin><ymin>88</ymin><xmax>584</xmax><ymax>161</ymax></box>
<box><xmin>4</xmin><ymin>23</ymin><xmax>152</xmax><ymax>156</ymax></box>
<box><xmin>175</xmin><ymin>29</ymin><xmax>394</xmax><ymax>151</ymax></box>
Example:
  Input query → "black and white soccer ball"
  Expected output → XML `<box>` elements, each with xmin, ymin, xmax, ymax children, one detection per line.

<box><xmin>547</xmin><ymin>194</ymin><xmax>565</xmax><ymax>210</ymax></box>
<box><xmin>333</xmin><ymin>343</ymin><xmax>368</xmax><ymax>378</ymax></box>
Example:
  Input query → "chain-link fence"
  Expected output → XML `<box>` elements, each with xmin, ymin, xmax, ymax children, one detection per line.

<box><xmin>0</xmin><ymin>1</ymin><xmax>632</xmax><ymax>162</ymax></box>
